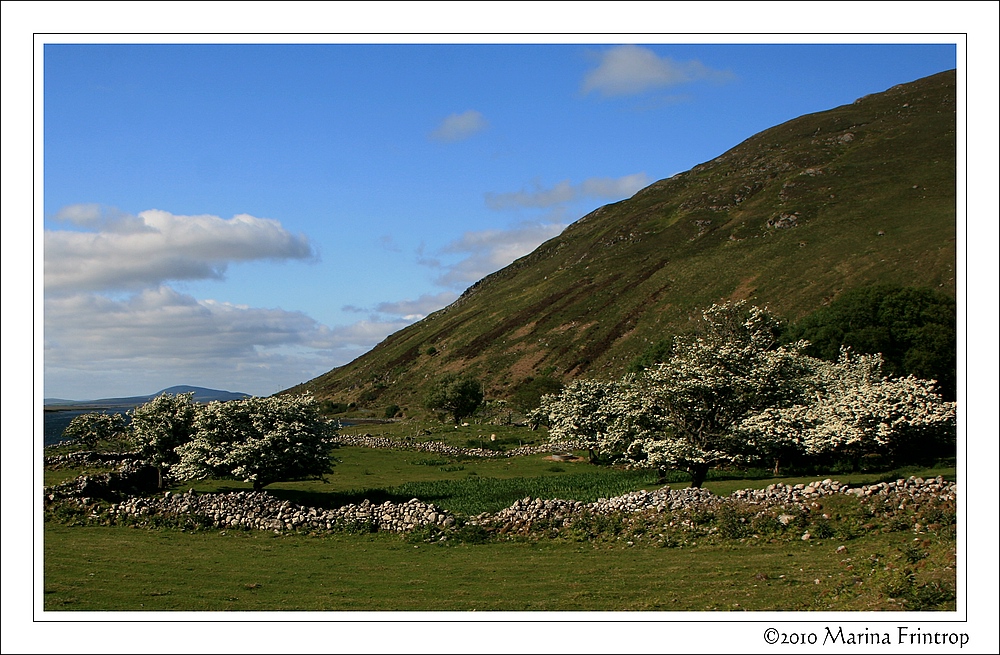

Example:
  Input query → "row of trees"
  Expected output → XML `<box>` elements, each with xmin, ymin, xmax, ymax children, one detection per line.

<box><xmin>628</xmin><ymin>285</ymin><xmax>956</xmax><ymax>400</ymax></box>
<box><xmin>63</xmin><ymin>393</ymin><xmax>334</xmax><ymax>490</ymax></box>
<box><xmin>533</xmin><ymin>302</ymin><xmax>955</xmax><ymax>487</ymax></box>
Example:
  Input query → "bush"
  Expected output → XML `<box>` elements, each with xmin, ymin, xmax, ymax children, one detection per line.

<box><xmin>174</xmin><ymin>394</ymin><xmax>334</xmax><ymax>491</ymax></box>
<box><xmin>130</xmin><ymin>393</ymin><xmax>198</xmax><ymax>489</ymax></box>
<box><xmin>510</xmin><ymin>376</ymin><xmax>564</xmax><ymax>412</ymax></box>
<box><xmin>424</xmin><ymin>374</ymin><xmax>484</xmax><ymax>424</ymax></box>
<box><xmin>714</xmin><ymin>504</ymin><xmax>755</xmax><ymax>540</ymax></box>
<box><xmin>61</xmin><ymin>412</ymin><xmax>127</xmax><ymax>449</ymax></box>
<box><xmin>784</xmin><ymin>285</ymin><xmax>956</xmax><ymax>400</ymax></box>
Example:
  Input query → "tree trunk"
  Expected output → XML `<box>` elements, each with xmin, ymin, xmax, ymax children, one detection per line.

<box><xmin>156</xmin><ymin>466</ymin><xmax>164</xmax><ymax>490</ymax></box>
<box><xmin>656</xmin><ymin>466</ymin><xmax>667</xmax><ymax>485</ymax></box>
<box><xmin>253</xmin><ymin>480</ymin><xmax>264</xmax><ymax>492</ymax></box>
<box><xmin>773</xmin><ymin>458</ymin><xmax>780</xmax><ymax>477</ymax></box>
<box><xmin>689</xmin><ymin>463</ymin><xmax>710</xmax><ymax>488</ymax></box>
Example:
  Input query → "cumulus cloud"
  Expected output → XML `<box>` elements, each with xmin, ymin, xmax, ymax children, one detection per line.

<box><xmin>45</xmin><ymin>287</ymin><xmax>329</xmax><ymax>360</ymax></box>
<box><xmin>343</xmin><ymin>292</ymin><xmax>459</xmax><ymax>321</ymax></box>
<box><xmin>44</xmin><ymin>286</ymin><xmax>411</xmax><ymax>398</ymax></box>
<box><xmin>485</xmin><ymin>172</ymin><xmax>650</xmax><ymax>210</ymax></box>
<box><xmin>53</xmin><ymin>203</ymin><xmax>152</xmax><ymax>233</ymax></box>
<box><xmin>41</xmin><ymin>205</ymin><xmax>372</xmax><ymax>398</ymax></box>
<box><xmin>582</xmin><ymin>45</ymin><xmax>735</xmax><ymax>97</ymax></box>
<box><xmin>45</xmin><ymin>206</ymin><xmax>315</xmax><ymax>294</ymax></box>
<box><xmin>430</xmin><ymin>109</ymin><xmax>488</xmax><ymax>142</ymax></box>
<box><xmin>374</xmin><ymin>292</ymin><xmax>459</xmax><ymax>320</ymax></box>
<box><xmin>430</xmin><ymin>221</ymin><xmax>567</xmax><ymax>289</ymax></box>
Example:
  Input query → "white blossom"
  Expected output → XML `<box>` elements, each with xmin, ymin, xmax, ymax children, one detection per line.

<box><xmin>531</xmin><ymin>302</ymin><xmax>955</xmax><ymax>486</ymax></box>
<box><xmin>174</xmin><ymin>393</ymin><xmax>334</xmax><ymax>490</ymax></box>
<box><xmin>739</xmin><ymin>348</ymin><xmax>956</xmax><ymax>461</ymax></box>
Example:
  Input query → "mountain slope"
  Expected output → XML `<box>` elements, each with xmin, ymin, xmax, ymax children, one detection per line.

<box><xmin>288</xmin><ymin>70</ymin><xmax>956</xmax><ymax>413</ymax></box>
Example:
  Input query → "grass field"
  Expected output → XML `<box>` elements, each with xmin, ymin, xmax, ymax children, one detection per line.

<box><xmin>43</xmin><ymin>523</ymin><xmax>955</xmax><ymax>612</ymax></box>
<box><xmin>43</xmin><ymin>423</ymin><xmax>958</xmax><ymax>613</ymax></box>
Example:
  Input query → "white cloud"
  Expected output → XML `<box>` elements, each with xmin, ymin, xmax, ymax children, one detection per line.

<box><xmin>43</xmin><ymin>286</ymin><xmax>411</xmax><ymax>398</ymax></box>
<box><xmin>45</xmin><ymin>287</ymin><xmax>328</xmax><ymax>360</ymax></box>
<box><xmin>582</xmin><ymin>45</ymin><xmax>734</xmax><ymax>97</ymax></box>
<box><xmin>485</xmin><ymin>172</ymin><xmax>650</xmax><ymax>210</ymax></box>
<box><xmin>374</xmin><ymin>292</ymin><xmax>459</xmax><ymax>320</ymax></box>
<box><xmin>53</xmin><ymin>203</ymin><xmax>152</xmax><ymax>233</ymax></box>
<box><xmin>45</xmin><ymin>206</ymin><xmax>315</xmax><ymax>294</ymax></box>
<box><xmin>430</xmin><ymin>220</ymin><xmax>567</xmax><ymax>289</ymax></box>
<box><xmin>343</xmin><ymin>292</ymin><xmax>459</xmax><ymax>321</ymax></box>
<box><xmin>430</xmin><ymin>109</ymin><xmax>488</xmax><ymax>142</ymax></box>
<box><xmin>40</xmin><ymin>205</ymin><xmax>386</xmax><ymax>399</ymax></box>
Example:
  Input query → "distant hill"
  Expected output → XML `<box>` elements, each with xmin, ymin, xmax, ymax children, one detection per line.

<box><xmin>43</xmin><ymin>385</ymin><xmax>252</xmax><ymax>446</ymax></box>
<box><xmin>44</xmin><ymin>385</ymin><xmax>251</xmax><ymax>409</ymax></box>
<box><xmin>286</xmin><ymin>70</ymin><xmax>957</xmax><ymax>415</ymax></box>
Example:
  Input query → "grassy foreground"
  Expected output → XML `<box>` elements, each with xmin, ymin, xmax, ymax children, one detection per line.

<box><xmin>44</xmin><ymin>523</ymin><xmax>954</xmax><ymax>612</ymax></box>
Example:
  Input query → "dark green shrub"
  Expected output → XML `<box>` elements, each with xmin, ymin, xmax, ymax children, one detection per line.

<box><xmin>424</xmin><ymin>374</ymin><xmax>484</xmax><ymax>424</ymax></box>
<box><xmin>319</xmin><ymin>401</ymin><xmax>351</xmax><ymax>415</ymax></box>
<box><xmin>784</xmin><ymin>284</ymin><xmax>956</xmax><ymax>400</ymax></box>
<box><xmin>451</xmin><ymin>523</ymin><xmax>491</xmax><ymax>544</ymax></box>
<box><xmin>411</xmin><ymin>458</ymin><xmax>450</xmax><ymax>467</ymax></box>
<box><xmin>749</xmin><ymin>512</ymin><xmax>783</xmax><ymax>536</ymax></box>
<box><xmin>510</xmin><ymin>376</ymin><xmax>564</xmax><ymax>412</ymax></box>
<box><xmin>715</xmin><ymin>504</ymin><xmax>754</xmax><ymax>539</ymax></box>
<box><xmin>809</xmin><ymin>520</ymin><xmax>836</xmax><ymax>540</ymax></box>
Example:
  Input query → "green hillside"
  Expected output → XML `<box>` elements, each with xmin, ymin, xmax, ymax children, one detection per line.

<box><xmin>288</xmin><ymin>70</ymin><xmax>956</xmax><ymax>413</ymax></box>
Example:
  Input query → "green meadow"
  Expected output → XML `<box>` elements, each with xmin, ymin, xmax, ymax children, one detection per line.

<box><xmin>43</xmin><ymin>423</ymin><xmax>957</xmax><ymax>612</ymax></box>
<box><xmin>44</xmin><ymin>524</ymin><xmax>955</xmax><ymax>612</ymax></box>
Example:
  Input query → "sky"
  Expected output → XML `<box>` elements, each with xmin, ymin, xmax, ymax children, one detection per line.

<box><xmin>38</xmin><ymin>40</ymin><xmax>962</xmax><ymax>400</ymax></box>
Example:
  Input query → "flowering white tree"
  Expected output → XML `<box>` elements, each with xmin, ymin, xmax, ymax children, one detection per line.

<box><xmin>130</xmin><ymin>392</ymin><xmax>198</xmax><ymax>489</ymax></box>
<box><xmin>535</xmin><ymin>303</ymin><xmax>956</xmax><ymax>485</ymax></box>
<box><xmin>61</xmin><ymin>411</ymin><xmax>127</xmax><ymax>449</ymax></box>
<box><xmin>535</xmin><ymin>378</ymin><xmax>629</xmax><ymax>462</ymax></box>
<box><xmin>739</xmin><ymin>349</ymin><xmax>956</xmax><ymax>465</ymax></box>
<box><xmin>615</xmin><ymin>302</ymin><xmax>814</xmax><ymax>486</ymax></box>
<box><xmin>174</xmin><ymin>394</ymin><xmax>333</xmax><ymax>491</ymax></box>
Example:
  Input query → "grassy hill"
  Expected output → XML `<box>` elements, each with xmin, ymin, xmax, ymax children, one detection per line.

<box><xmin>287</xmin><ymin>70</ymin><xmax>956</xmax><ymax>414</ymax></box>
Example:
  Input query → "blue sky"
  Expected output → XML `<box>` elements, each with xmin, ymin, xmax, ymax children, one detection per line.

<box><xmin>41</xmin><ymin>41</ymin><xmax>959</xmax><ymax>400</ymax></box>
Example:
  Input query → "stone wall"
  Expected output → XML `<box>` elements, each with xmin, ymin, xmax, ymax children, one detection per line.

<box><xmin>49</xmin><ymin>475</ymin><xmax>954</xmax><ymax>537</ymax></box>
<box><xmin>43</xmin><ymin>438</ymin><xmax>955</xmax><ymax>538</ymax></box>
<box><xmin>106</xmin><ymin>490</ymin><xmax>455</xmax><ymax>533</ymax></box>
<box><xmin>330</xmin><ymin>433</ymin><xmax>584</xmax><ymax>459</ymax></box>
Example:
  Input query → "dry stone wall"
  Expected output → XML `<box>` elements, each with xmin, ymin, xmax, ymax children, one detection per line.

<box><xmin>50</xmin><ymin>475</ymin><xmax>955</xmax><ymax>537</ymax></box>
<box><xmin>471</xmin><ymin>477</ymin><xmax>955</xmax><ymax>535</ymax></box>
<box><xmin>106</xmin><ymin>490</ymin><xmax>455</xmax><ymax>533</ymax></box>
<box><xmin>330</xmin><ymin>433</ymin><xmax>583</xmax><ymax>458</ymax></box>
